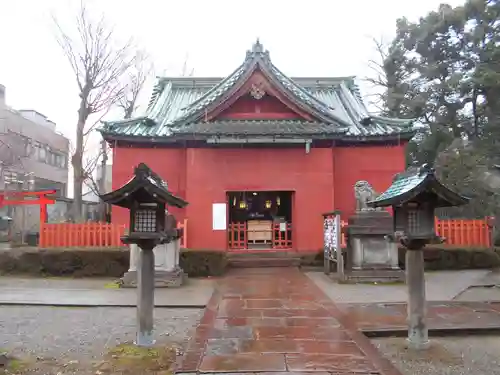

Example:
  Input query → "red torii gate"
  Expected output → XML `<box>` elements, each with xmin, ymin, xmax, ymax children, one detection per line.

<box><xmin>0</xmin><ymin>190</ymin><xmax>56</xmax><ymax>223</ymax></box>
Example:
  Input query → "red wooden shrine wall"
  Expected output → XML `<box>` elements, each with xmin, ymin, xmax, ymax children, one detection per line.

<box><xmin>217</xmin><ymin>95</ymin><xmax>302</xmax><ymax>120</ymax></box>
<box><xmin>112</xmin><ymin>143</ymin><xmax>407</xmax><ymax>252</ymax></box>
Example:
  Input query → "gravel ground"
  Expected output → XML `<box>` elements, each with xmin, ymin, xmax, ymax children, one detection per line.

<box><xmin>372</xmin><ymin>336</ymin><xmax>500</xmax><ymax>375</ymax></box>
<box><xmin>0</xmin><ymin>306</ymin><xmax>203</xmax><ymax>374</ymax></box>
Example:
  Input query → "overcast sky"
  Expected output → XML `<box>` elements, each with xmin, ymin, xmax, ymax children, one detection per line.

<box><xmin>0</xmin><ymin>0</ymin><xmax>464</xmax><ymax>149</ymax></box>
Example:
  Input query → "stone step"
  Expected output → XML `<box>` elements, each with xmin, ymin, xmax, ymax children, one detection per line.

<box><xmin>343</xmin><ymin>269</ymin><xmax>405</xmax><ymax>283</ymax></box>
<box><xmin>229</xmin><ymin>257</ymin><xmax>301</xmax><ymax>268</ymax></box>
<box><xmin>347</xmin><ymin>269</ymin><xmax>405</xmax><ymax>277</ymax></box>
<box><xmin>228</xmin><ymin>251</ymin><xmax>299</xmax><ymax>259</ymax></box>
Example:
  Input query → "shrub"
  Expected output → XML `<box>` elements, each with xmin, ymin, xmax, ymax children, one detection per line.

<box><xmin>180</xmin><ymin>249</ymin><xmax>227</xmax><ymax>277</ymax></box>
<box><xmin>300</xmin><ymin>246</ymin><xmax>500</xmax><ymax>270</ymax></box>
<box><xmin>398</xmin><ymin>246</ymin><xmax>500</xmax><ymax>270</ymax></box>
<box><xmin>0</xmin><ymin>248</ymin><xmax>129</xmax><ymax>277</ymax></box>
<box><xmin>0</xmin><ymin>247</ymin><xmax>228</xmax><ymax>278</ymax></box>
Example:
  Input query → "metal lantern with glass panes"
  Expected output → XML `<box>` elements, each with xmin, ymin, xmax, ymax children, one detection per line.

<box><xmin>131</xmin><ymin>202</ymin><xmax>164</xmax><ymax>236</ymax></box>
<box><xmin>368</xmin><ymin>163</ymin><xmax>469</xmax><ymax>250</ymax></box>
<box><xmin>100</xmin><ymin>163</ymin><xmax>188</xmax><ymax>247</ymax></box>
<box><xmin>393</xmin><ymin>201</ymin><xmax>436</xmax><ymax>245</ymax></box>
<box><xmin>100</xmin><ymin>162</ymin><xmax>188</xmax><ymax>347</ymax></box>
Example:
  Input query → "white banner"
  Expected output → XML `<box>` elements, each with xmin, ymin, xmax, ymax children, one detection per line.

<box><xmin>324</xmin><ymin>214</ymin><xmax>341</xmax><ymax>260</ymax></box>
<box><xmin>212</xmin><ymin>203</ymin><xmax>227</xmax><ymax>231</ymax></box>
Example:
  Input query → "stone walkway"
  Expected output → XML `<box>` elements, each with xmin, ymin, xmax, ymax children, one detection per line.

<box><xmin>176</xmin><ymin>267</ymin><xmax>401</xmax><ymax>374</ymax></box>
<box><xmin>307</xmin><ymin>270</ymin><xmax>492</xmax><ymax>304</ymax></box>
<box><xmin>0</xmin><ymin>277</ymin><xmax>214</xmax><ymax>307</ymax></box>
<box><xmin>337</xmin><ymin>301</ymin><xmax>500</xmax><ymax>335</ymax></box>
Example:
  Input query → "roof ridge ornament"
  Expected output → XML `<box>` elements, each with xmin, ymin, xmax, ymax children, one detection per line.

<box><xmin>134</xmin><ymin>163</ymin><xmax>151</xmax><ymax>179</ymax></box>
<box><xmin>252</xmin><ymin>38</ymin><xmax>264</xmax><ymax>53</ymax></box>
<box><xmin>246</xmin><ymin>38</ymin><xmax>270</xmax><ymax>61</ymax></box>
<box><xmin>418</xmin><ymin>163</ymin><xmax>434</xmax><ymax>176</ymax></box>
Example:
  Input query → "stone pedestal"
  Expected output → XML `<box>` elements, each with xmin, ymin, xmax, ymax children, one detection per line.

<box><xmin>346</xmin><ymin>210</ymin><xmax>404</xmax><ymax>282</ymax></box>
<box><xmin>121</xmin><ymin>239</ymin><xmax>186</xmax><ymax>288</ymax></box>
<box><xmin>350</xmin><ymin>237</ymin><xmax>399</xmax><ymax>270</ymax></box>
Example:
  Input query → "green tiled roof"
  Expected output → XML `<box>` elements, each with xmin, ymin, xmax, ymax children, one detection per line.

<box><xmin>373</xmin><ymin>171</ymin><xmax>427</xmax><ymax>203</ymax></box>
<box><xmin>100</xmin><ymin>163</ymin><xmax>188</xmax><ymax>209</ymax></box>
<box><xmin>100</xmin><ymin>40</ymin><xmax>415</xmax><ymax>142</ymax></box>
<box><xmin>173</xmin><ymin>120</ymin><xmax>344</xmax><ymax>136</ymax></box>
<box><xmin>369</xmin><ymin>164</ymin><xmax>469</xmax><ymax>208</ymax></box>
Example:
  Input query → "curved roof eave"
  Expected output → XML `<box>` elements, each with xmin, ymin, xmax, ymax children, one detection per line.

<box><xmin>167</xmin><ymin>46</ymin><xmax>353</xmax><ymax>129</ymax></box>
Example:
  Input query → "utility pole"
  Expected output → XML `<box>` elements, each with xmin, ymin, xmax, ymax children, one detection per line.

<box><xmin>98</xmin><ymin>139</ymin><xmax>108</xmax><ymax>221</ymax></box>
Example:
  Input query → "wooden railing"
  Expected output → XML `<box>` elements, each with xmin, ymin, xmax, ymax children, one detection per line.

<box><xmin>228</xmin><ymin>222</ymin><xmax>293</xmax><ymax>250</ymax></box>
<box><xmin>38</xmin><ymin>217</ymin><xmax>491</xmax><ymax>249</ymax></box>
<box><xmin>39</xmin><ymin>219</ymin><xmax>188</xmax><ymax>248</ymax></box>
<box><xmin>39</xmin><ymin>222</ymin><xmax>126</xmax><ymax>248</ymax></box>
<box><xmin>339</xmin><ymin>217</ymin><xmax>492</xmax><ymax>248</ymax></box>
<box><xmin>434</xmin><ymin>218</ymin><xmax>491</xmax><ymax>247</ymax></box>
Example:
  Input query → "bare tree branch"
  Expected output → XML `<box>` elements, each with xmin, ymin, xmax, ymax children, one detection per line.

<box><xmin>116</xmin><ymin>51</ymin><xmax>154</xmax><ymax>119</ymax></box>
<box><xmin>52</xmin><ymin>1</ymin><xmax>136</xmax><ymax>221</ymax></box>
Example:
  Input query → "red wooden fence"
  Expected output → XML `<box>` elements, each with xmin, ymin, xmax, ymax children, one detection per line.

<box><xmin>434</xmin><ymin>218</ymin><xmax>492</xmax><ymax>248</ymax></box>
<box><xmin>39</xmin><ymin>219</ymin><xmax>188</xmax><ymax>249</ymax></box>
<box><xmin>339</xmin><ymin>218</ymin><xmax>492</xmax><ymax>248</ymax></box>
<box><xmin>38</xmin><ymin>217</ymin><xmax>491</xmax><ymax>249</ymax></box>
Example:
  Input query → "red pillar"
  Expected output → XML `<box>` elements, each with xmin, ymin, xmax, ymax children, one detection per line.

<box><xmin>40</xmin><ymin>203</ymin><xmax>47</xmax><ymax>224</ymax></box>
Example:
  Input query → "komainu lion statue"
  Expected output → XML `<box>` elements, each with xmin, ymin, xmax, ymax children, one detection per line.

<box><xmin>354</xmin><ymin>180</ymin><xmax>380</xmax><ymax>212</ymax></box>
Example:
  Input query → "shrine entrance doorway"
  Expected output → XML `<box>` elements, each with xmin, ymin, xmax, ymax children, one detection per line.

<box><xmin>227</xmin><ymin>191</ymin><xmax>293</xmax><ymax>251</ymax></box>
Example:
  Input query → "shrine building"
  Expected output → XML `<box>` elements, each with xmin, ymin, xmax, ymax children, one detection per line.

<box><xmin>99</xmin><ymin>40</ymin><xmax>414</xmax><ymax>253</ymax></box>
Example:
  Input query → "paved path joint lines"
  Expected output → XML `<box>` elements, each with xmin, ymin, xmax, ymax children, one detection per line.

<box><xmin>175</xmin><ymin>268</ymin><xmax>401</xmax><ymax>375</ymax></box>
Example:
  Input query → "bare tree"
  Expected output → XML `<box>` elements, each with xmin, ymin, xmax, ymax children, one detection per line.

<box><xmin>0</xmin><ymin>130</ymin><xmax>33</xmax><ymax>190</ymax></box>
<box><xmin>0</xmin><ymin>131</ymin><xmax>29</xmax><ymax>170</ymax></box>
<box><xmin>0</xmin><ymin>129</ymin><xmax>36</xmax><ymax>243</ymax></box>
<box><xmin>364</xmin><ymin>38</ymin><xmax>392</xmax><ymax>112</ymax></box>
<box><xmin>80</xmin><ymin>138</ymin><xmax>110</xmax><ymax>221</ymax></box>
<box><xmin>180</xmin><ymin>53</ymin><xmax>195</xmax><ymax>77</ymax></box>
<box><xmin>117</xmin><ymin>51</ymin><xmax>154</xmax><ymax>119</ymax></box>
<box><xmin>53</xmin><ymin>2</ymin><xmax>136</xmax><ymax>221</ymax></box>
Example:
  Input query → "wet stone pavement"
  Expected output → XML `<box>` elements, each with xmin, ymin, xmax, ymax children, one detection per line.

<box><xmin>337</xmin><ymin>301</ymin><xmax>500</xmax><ymax>334</ymax></box>
<box><xmin>176</xmin><ymin>267</ymin><xmax>400</xmax><ymax>375</ymax></box>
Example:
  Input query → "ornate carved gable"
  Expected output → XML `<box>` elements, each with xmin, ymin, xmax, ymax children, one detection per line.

<box><xmin>210</xmin><ymin>70</ymin><xmax>312</xmax><ymax>121</ymax></box>
<box><xmin>172</xmin><ymin>40</ymin><xmax>338</xmax><ymax>126</ymax></box>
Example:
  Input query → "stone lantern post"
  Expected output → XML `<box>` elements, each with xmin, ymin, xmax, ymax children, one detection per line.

<box><xmin>368</xmin><ymin>163</ymin><xmax>469</xmax><ymax>350</ymax></box>
<box><xmin>100</xmin><ymin>163</ymin><xmax>188</xmax><ymax>347</ymax></box>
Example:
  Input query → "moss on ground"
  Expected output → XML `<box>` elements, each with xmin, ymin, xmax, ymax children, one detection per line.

<box><xmin>0</xmin><ymin>352</ymin><xmax>29</xmax><ymax>375</ymax></box>
<box><xmin>103</xmin><ymin>281</ymin><xmax>121</xmax><ymax>289</ymax></box>
<box><xmin>94</xmin><ymin>342</ymin><xmax>177</xmax><ymax>375</ymax></box>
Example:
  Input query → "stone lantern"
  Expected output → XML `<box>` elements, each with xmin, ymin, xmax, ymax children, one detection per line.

<box><xmin>368</xmin><ymin>163</ymin><xmax>469</xmax><ymax>350</ymax></box>
<box><xmin>100</xmin><ymin>163</ymin><xmax>188</xmax><ymax>347</ymax></box>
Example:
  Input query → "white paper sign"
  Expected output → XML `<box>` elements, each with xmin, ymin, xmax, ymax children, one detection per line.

<box><xmin>212</xmin><ymin>203</ymin><xmax>227</xmax><ymax>231</ymax></box>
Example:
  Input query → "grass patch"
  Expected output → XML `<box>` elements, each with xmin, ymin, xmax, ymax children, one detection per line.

<box><xmin>103</xmin><ymin>281</ymin><xmax>121</xmax><ymax>289</ymax></box>
<box><xmin>353</xmin><ymin>281</ymin><xmax>404</xmax><ymax>285</ymax></box>
<box><xmin>0</xmin><ymin>352</ymin><xmax>29</xmax><ymax>375</ymax></box>
<box><xmin>373</xmin><ymin>337</ymin><xmax>463</xmax><ymax>366</ymax></box>
<box><xmin>94</xmin><ymin>342</ymin><xmax>177</xmax><ymax>375</ymax></box>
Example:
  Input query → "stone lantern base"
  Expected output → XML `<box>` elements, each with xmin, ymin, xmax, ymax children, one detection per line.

<box><xmin>346</xmin><ymin>210</ymin><xmax>404</xmax><ymax>283</ymax></box>
<box><xmin>121</xmin><ymin>240</ymin><xmax>186</xmax><ymax>288</ymax></box>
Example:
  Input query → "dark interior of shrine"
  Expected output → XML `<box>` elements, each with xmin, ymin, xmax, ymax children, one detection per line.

<box><xmin>227</xmin><ymin>191</ymin><xmax>292</xmax><ymax>224</ymax></box>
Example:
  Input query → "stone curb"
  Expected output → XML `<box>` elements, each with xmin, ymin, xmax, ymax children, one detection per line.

<box><xmin>363</xmin><ymin>325</ymin><xmax>500</xmax><ymax>338</ymax></box>
<box><xmin>0</xmin><ymin>301</ymin><xmax>206</xmax><ymax>308</ymax></box>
